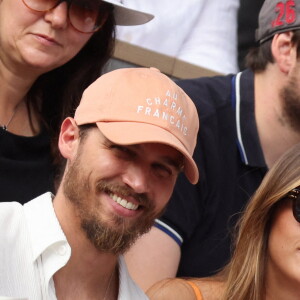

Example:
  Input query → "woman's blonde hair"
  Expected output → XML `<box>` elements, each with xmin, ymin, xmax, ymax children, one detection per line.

<box><xmin>222</xmin><ymin>143</ymin><xmax>300</xmax><ymax>300</ymax></box>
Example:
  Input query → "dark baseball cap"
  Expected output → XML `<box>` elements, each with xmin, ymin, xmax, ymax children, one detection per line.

<box><xmin>256</xmin><ymin>0</ymin><xmax>300</xmax><ymax>43</ymax></box>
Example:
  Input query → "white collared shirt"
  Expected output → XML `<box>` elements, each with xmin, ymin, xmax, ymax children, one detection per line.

<box><xmin>0</xmin><ymin>193</ymin><xmax>148</xmax><ymax>300</ymax></box>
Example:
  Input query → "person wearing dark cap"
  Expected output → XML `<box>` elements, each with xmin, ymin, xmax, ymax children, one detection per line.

<box><xmin>0</xmin><ymin>67</ymin><xmax>199</xmax><ymax>300</ymax></box>
<box><xmin>124</xmin><ymin>0</ymin><xmax>300</xmax><ymax>291</ymax></box>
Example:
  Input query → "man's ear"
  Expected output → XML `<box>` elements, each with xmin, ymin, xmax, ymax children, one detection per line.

<box><xmin>58</xmin><ymin>117</ymin><xmax>80</xmax><ymax>160</ymax></box>
<box><xmin>271</xmin><ymin>32</ymin><xmax>297</xmax><ymax>74</ymax></box>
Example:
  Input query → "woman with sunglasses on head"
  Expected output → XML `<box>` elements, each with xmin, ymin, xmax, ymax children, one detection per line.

<box><xmin>0</xmin><ymin>0</ymin><xmax>152</xmax><ymax>204</ymax></box>
<box><xmin>147</xmin><ymin>142</ymin><xmax>300</xmax><ymax>300</ymax></box>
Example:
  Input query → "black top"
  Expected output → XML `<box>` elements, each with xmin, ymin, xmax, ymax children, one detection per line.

<box><xmin>0</xmin><ymin>128</ymin><xmax>54</xmax><ymax>204</ymax></box>
<box><xmin>154</xmin><ymin>70</ymin><xmax>268</xmax><ymax>277</ymax></box>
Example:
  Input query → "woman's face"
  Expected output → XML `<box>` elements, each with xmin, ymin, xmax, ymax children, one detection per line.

<box><xmin>266</xmin><ymin>200</ymin><xmax>300</xmax><ymax>293</ymax></box>
<box><xmin>0</xmin><ymin>0</ymin><xmax>93</xmax><ymax>76</ymax></box>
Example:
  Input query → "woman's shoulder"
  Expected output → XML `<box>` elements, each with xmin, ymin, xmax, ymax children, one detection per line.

<box><xmin>147</xmin><ymin>277</ymin><xmax>225</xmax><ymax>300</ymax></box>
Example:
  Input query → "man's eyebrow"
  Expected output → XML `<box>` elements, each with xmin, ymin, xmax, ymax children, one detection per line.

<box><xmin>160</xmin><ymin>156</ymin><xmax>184</xmax><ymax>172</ymax></box>
<box><xmin>103</xmin><ymin>136</ymin><xmax>116</xmax><ymax>147</ymax></box>
<box><xmin>104</xmin><ymin>141</ymin><xmax>184</xmax><ymax>172</ymax></box>
<box><xmin>128</xmin><ymin>145</ymin><xmax>184</xmax><ymax>171</ymax></box>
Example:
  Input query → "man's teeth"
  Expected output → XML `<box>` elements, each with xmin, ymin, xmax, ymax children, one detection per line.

<box><xmin>110</xmin><ymin>193</ymin><xmax>139</xmax><ymax>211</ymax></box>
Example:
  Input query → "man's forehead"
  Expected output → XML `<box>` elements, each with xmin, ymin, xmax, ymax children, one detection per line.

<box><xmin>93</xmin><ymin>128</ymin><xmax>184</xmax><ymax>170</ymax></box>
<box><xmin>121</xmin><ymin>142</ymin><xmax>183</xmax><ymax>168</ymax></box>
<box><xmin>122</xmin><ymin>141</ymin><xmax>180</xmax><ymax>154</ymax></box>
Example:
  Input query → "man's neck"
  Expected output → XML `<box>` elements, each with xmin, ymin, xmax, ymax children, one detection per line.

<box><xmin>52</xmin><ymin>194</ymin><xmax>119</xmax><ymax>300</ymax></box>
<box><xmin>254</xmin><ymin>70</ymin><xmax>300</xmax><ymax>168</ymax></box>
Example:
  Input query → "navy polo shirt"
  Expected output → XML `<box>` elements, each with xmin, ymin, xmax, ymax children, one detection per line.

<box><xmin>155</xmin><ymin>69</ymin><xmax>268</xmax><ymax>277</ymax></box>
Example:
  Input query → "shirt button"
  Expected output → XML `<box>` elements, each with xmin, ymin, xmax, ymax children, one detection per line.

<box><xmin>56</xmin><ymin>245</ymin><xmax>67</xmax><ymax>256</ymax></box>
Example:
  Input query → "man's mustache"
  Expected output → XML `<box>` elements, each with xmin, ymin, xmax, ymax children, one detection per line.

<box><xmin>95</xmin><ymin>179</ymin><xmax>153</xmax><ymax>209</ymax></box>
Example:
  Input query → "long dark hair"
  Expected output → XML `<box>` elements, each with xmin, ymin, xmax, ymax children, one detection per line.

<box><xmin>27</xmin><ymin>2</ymin><xmax>115</xmax><ymax>168</ymax></box>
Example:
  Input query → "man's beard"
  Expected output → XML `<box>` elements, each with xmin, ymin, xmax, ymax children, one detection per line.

<box><xmin>63</xmin><ymin>151</ymin><xmax>164</xmax><ymax>255</ymax></box>
<box><xmin>280</xmin><ymin>73</ymin><xmax>300</xmax><ymax>132</ymax></box>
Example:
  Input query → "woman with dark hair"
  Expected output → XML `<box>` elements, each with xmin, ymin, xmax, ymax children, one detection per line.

<box><xmin>147</xmin><ymin>143</ymin><xmax>300</xmax><ymax>300</ymax></box>
<box><xmin>0</xmin><ymin>0</ymin><xmax>152</xmax><ymax>203</ymax></box>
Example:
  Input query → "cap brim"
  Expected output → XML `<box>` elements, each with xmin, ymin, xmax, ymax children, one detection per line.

<box><xmin>257</xmin><ymin>25</ymin><xmax>300</xmax><ymax>44</ymax></box>
<box><xmin>96</xmin><ymin>122</ymin><xmax>199</xmax><ymax>184</ymax></box>
<box><xmin>102</xmin><ymin>0</ymin><xmax>154</xmax><ymax>26</ymax></box>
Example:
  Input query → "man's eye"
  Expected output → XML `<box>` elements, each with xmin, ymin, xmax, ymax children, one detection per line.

<box><xmin>152</xmin><ymin>163</ymin><xmax>173</xmax><ymax>178</ymax></box>
<box><xmin>110</xmin><ymin>145</ymin><xmax>134</xmax><ymax>159</ymax></box>
<box><xmin>112</xmin><ymin>145</ymin><xmax>128</xmax><ymax>152</ymax></box>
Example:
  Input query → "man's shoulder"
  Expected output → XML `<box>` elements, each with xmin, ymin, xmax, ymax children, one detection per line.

<box><xmin>176</xmin><ymin>74</ymin><xmax>234</xmax><ymax>102</ymax></box>
<box><xmin>0</xmin><ymin>202</ymin><xmax>28</xmax><ymax>251</ymax></box>
<box><xmin>176</xmin><ymin>74</ymin><xmax>235</xmax><ymax>118</ymax></box>
<box><xmin>0</xmin><ymin>193</ymin><xmax>53</xmax><ymax>235</ymax></box>
<box><xmin>23</xmin><ymin>192</ymin><xmax>53</xmax><ymax>211</ymax></box>
<box><xmin>0</xmin><ymin>201</ymin><xmax>24</xmax><ymax>224</ymax></box>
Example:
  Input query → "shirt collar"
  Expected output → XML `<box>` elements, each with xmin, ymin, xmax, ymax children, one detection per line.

<box><xmin>24</xmin><ymin>193</ymin><xmax>71</xmax><ymax>298</ymax></box>
<box><xmin>232</xmin><ymin>69</ymin><xmax>266</xmax><ymax>168</ymax></box>
<box><xmin>23</xmin><ymin>193</ymin><xmax>147</xmax><ymax>299</ymax></box>
<box><xmin>24</xmin><ymin>192</ymin><xmax>68</xmax><ymax>263</ymax></box>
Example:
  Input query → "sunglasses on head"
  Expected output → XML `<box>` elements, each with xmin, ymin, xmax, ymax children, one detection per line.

<box><xmin>285</xmin><ymin>187</ymin><xmax>300</xmax><ymax>222</ymax></box>
<box><xmin>21</xmin><ymin>0</ymin><xmax>111</xmax><ymax>33</ymax></box>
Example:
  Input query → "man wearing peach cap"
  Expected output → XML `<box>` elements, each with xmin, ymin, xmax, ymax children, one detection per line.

<box><xmin>0</xmin><ymin>68</ymin><xmax>199</xmax><ymax>300</ymax></box>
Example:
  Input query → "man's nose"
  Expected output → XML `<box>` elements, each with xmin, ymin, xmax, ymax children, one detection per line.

<box><xmin>122</xmin><ymin>163</ymin><xmax>151</xmax><ymax>195</ymax></box>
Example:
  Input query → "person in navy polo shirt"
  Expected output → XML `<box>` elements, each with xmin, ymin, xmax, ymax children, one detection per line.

<box><xmin>125</xmin><ymin>0</ymin><xmax>300</xmax><ymax>291</ymax></box>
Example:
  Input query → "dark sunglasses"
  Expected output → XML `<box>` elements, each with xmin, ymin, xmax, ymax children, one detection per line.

<box><xmin>286</xmin><ymin>187</ymin><xmax>300</xmax><ymax>222</ymax></box>
<box><xmin>21</xmin><ymin>0</ymin><xmax>111</xmax><ymax>33</ymax></box>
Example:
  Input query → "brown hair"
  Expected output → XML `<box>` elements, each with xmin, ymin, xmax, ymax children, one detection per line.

<box><xmin>246</xmin><ymin>30</ymin><xmax>300</xmax><ymax>72</ymax></box>
<box><xmin>222</xmin><ymin>143</ymin><xmax>300</xmax><ymax>300</ymax></box>
<box><xmin>27</xmin><ymin>2</ymin><xmax>115</xmax><ymax>170</ymax></box>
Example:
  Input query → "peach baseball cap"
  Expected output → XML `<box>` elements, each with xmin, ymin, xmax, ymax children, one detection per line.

<box><xmin>74</xmin><ymin>67</ymin><xmax>199</xmax><ymax>184</ymax></box>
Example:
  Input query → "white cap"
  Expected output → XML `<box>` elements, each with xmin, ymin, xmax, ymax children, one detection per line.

<box><xmin>102</xmin><ymin>0</ymin><xmax>154</xmax><ymax>25</ymax></box>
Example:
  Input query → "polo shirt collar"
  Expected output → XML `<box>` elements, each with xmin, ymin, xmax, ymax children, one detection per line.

<box><xmin>232</xmin><ymin>69</ymin><xmax>266</xmax><ymax>168</ymax></box>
